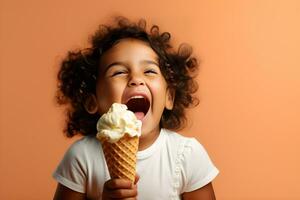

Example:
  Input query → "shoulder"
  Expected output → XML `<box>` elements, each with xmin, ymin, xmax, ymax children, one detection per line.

<box><xmin>165</xmin><ymin>130</ymin><xmax>219</xmax><ymax>193</ymax></box>
<box><xmin>53</xmin><ymin>136</ymin><xmax>101</xmax><ymax>194</ymax></box>
<box><xmin>164</xmin><ymin>129</ymin><xmax>215</xmax><ymax>167</ymax></box>
<box><xmin>69</xmin><ymin>135</ymin><xmax>100</xmax><ymax>150</ymax></box>
<box><xmin>53</xmin><ymin>135</ymin><xmax>102</xmax><ymax>179</ymax></box>
<box><xmin>63</xmin><ymin>135</ymin><xmax>101</xmax><ymax>161</ymax></box>
<box><xmin>162</xmin><ymin>128</ymin><xmax>189</xmax><ymax>142</ymax></box>
<box><xmin>162</xmin><ymin>128</ymin><xmax>207</xmax><ymax>161</ymax></box>
<box><xmin>162</xmin><ymin>128</ymin><xmax>200</xmax><ymax>150</ymax></box>
<box><xmin>161</xmin><ymin>129</ymin><xmax>219</xmax><ymax>193</ymax></box>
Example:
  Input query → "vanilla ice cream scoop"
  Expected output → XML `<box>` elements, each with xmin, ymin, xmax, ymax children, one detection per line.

<box><xmin>96</xmin><ymin>103</ymin><xmax>142</xmax><ymax>143</ymax></box>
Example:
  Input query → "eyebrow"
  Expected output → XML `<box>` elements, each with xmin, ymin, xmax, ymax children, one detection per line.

<box><xmin>103</xmin><ymin>60</ymin><xmax>159</xmax><ymax>73</ymax></box>
<box><xmin>104</xmin><ymin>62</ymin><xmax>125</xmax><ymax>72</ymax></box>
<box><xmin>141</xmin><ymin>60</ymin><xmax>159</xmax><ymax>66</ymax></box>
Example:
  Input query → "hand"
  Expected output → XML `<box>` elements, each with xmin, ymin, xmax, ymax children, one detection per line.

<box><xmin>102</xmin><ymin>175</ymin><xmax>139</xmax><ymax>200</ymax></box>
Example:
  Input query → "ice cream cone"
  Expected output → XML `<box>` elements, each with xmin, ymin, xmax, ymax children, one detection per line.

<box><xmin>101</xmin><ymin>135</ymin><xmax>139</xmax><ymax>182</ymax></box>
<box><xmin>96</xmin><ymin>103</ymin><xmax>142</xmax><ymax>182</ymax></box>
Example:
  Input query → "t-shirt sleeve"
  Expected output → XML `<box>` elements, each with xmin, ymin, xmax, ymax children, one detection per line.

<box><xmin>52</xmin><ymin>141</ymin><xmax>87</xmax><ymax>193</ymax></box>
<box><xmin>181</xmin><ymin>138</ymin><xmax>219</xmax><ymax>193</ymax></box>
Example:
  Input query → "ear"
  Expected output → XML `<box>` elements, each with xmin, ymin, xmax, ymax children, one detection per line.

<box><xmin>165</xmin><ymin>88</ymin><xmax>175</xmax><ymax>110</ymax></box>
<box><xmin>84</xmin><ymin>94</ymin><xmax>98</xmax><ymax>114</ymax></box>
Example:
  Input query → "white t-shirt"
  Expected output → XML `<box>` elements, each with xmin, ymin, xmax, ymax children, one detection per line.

<box><xmin>53</xmin><ymin>129</ymin><xmax>219</xmax><ymax>200</ymax></box>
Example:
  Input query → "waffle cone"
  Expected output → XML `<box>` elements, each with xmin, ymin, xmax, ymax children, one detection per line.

<box><xmin>101</xmin><ymin>135</ymin><xmax>139</xmax><ymax>182</ymax></box>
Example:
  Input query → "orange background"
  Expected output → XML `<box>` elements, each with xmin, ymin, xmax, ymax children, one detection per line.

<box><xmin>1</xmin><ymin>0</ymin><xmax>300</xmax><ymax>199</ymax></box>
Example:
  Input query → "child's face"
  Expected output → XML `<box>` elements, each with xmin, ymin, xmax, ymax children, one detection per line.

<box><xmin>94</xmin><ymin>38</ymin><xmax>173</xmax><ymax>137</ymax></box>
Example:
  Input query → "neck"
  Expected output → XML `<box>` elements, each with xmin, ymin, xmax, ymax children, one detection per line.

<box><xmin>138</xmin><ymin>126</ymin><xmax>160</xmax><ymax>151</ymax></box>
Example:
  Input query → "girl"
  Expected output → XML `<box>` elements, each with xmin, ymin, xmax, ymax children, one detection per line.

<box><xmin>53</xmin><ymin>17</ymin><xmax>219</xmax><ymax>200</ymax></box>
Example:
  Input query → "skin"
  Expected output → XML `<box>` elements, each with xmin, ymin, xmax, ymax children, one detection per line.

<box><xmin>53</xmin><ymin>39</ymin><xmax>216</xmax><ymax>200</ymax></box>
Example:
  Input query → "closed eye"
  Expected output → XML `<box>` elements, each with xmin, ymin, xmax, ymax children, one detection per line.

<box><xmin>145</xmin><ymin>69</ymin><xmax>158</xmax><ymax>74</ymax></box>
<box><xmin>111</xmin><ymin>70</ymin><xmax>127</xmax><ymax>77</ymax></box>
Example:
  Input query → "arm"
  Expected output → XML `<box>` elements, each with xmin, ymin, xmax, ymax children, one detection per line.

<box><xmin>182</xmin><ymin>182</ymin><xmax>216</xmax><ymax>200</ymax></box>
<box><xmin>53</xmin><ymin>183</ymin><xmax>86</xmax><ymax>200</ymax></box>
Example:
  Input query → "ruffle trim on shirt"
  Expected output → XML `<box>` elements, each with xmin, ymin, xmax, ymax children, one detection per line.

<box><xmin>171</xmin><ymin>139</ymin><xmax>188</xmax><ymax>200</ymax></box>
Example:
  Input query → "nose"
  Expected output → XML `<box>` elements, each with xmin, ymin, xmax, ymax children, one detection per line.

<box><xmin>128</xmin><ymin>73</ymin><xmax>145</xmax><ymax>87</ymax></box>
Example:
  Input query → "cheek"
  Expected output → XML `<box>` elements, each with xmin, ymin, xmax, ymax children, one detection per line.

<box><xmin>152</xmin><ymin>77</ymin><xmax>168</xmax><ymax>92</ymax></box>
<box><xmin>149</xmin><ymin>78</ymin><xmax>168</xmax><ymax>101</ymax></box>
<box><xmin>96</xmin><ymin>80</ymin><xmax>125</xmax><ymax>112</ymax></box>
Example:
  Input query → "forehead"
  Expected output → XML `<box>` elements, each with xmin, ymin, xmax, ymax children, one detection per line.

<box><xmin>99</xmin><ymin>38</ymin><xmax>159</xmax><ymax>64</ymax></box>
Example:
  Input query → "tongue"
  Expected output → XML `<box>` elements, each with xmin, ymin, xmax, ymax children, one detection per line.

<box><xmin>134</xmin><ymin>112</ymin><xmax>145</xmax><ymax>120</ymax></box>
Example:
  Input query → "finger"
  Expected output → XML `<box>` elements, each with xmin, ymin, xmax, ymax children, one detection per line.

<box><xmin>134</xmin><ymin>174</ymin><xmax>140</xmax><ymax>185</ymax></box>
<box><xmin>107</xmin><ymin>188</ymin><xmax>138</xmax><ymax>199</ymax></box>
<box><xmin>105</xmin><ymin>178</ymin><xmax>133</xmax><ymax>190</ymax></box>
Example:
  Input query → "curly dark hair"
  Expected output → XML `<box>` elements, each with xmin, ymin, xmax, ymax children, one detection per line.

<box><xmin>56</xmin><ymin>17</ymin><xmax>199</xmax><ymax>137</ymax></box>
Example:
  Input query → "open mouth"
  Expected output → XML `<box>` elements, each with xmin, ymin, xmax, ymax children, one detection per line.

<box><xmin>126</xmin><ymin>96</ymin><xmax>150</xmax><ymax>120</ymax></box>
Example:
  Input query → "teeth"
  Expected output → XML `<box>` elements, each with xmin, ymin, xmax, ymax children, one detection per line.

<box><xmin>129</xmin><ymin>96</ymin><xmax>145</xmax><ymax>99</ymax></box>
